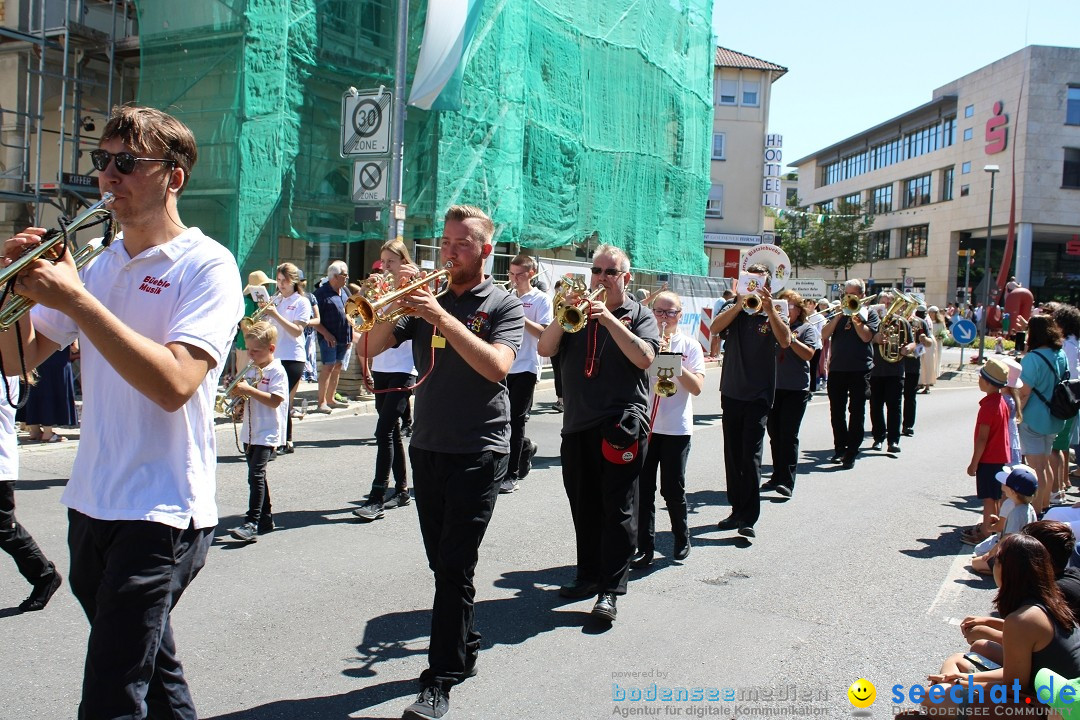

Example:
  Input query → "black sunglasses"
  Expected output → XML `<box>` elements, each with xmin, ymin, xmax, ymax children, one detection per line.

<box><xmin>590</xmin><ymin>267</ymin><xmax>623</xmax><ymax>277</ymax></box>
<box><xmin>90</xmin><ymin>149</ymin><xmax>176</xmax><ymax>175</ymax></box>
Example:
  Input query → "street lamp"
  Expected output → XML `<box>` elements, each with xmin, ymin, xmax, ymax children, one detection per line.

<box><xmin>977</xmin><ymin>164</ymin><xmax>1000</xmax><ymax>363</ymax></box>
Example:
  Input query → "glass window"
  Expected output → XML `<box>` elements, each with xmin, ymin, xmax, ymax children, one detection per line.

<box><xmin>903</xmin><ymin>174</ymin><xmax>932</xmax><ymax>208</ymax></box>
<box><xmin>963</xmin><ymin>128</ymin><xmax>973</xmax><ymax>141</ymax></box>
<box><xmin>965</xmin><ymin>105</ymin><xmax>974</xmax><ymax>118</ymax></box>
<box><xmin>844</xmin><ymin>192</ymin><xmax>861</xmax><ymax>208</ymax></box>
<box><xmin>872</xmin><ymin>185</ymin><xmax>893</xmax><ymax>214</ymax></box>
<box><xmin>718</xmin><ymin>77</ymin><xmax>737</xmax><ymax>105</ymax></box>
<box><xmin>818</xmin><ymin>200</ymin><xmax>833</xmax><ymax>214</ymax></box>
<box><xmin>902</xmin><ymin>225</ymin><xmax>929</xmax><ymax>258</ymax></box>
<box><xmin>1068</xmin><ymin>88</ymin><xmax>1080</xmax><ymax>125</ymax></box>
<box><xmin>1065</xmin><ymin>148</ymin><xmax>1080</xmax><ymax>189</ymax></box>
<box><xmin>712</xmin><ymin>133</ymin><xmax>726</xmax><ymax>160</ymax></box>
<box><xmin>960</xmin><ymin>184</ymin><xmax>970</xmax><ymax>197</ymax></box>
<box><xmin>867</xmin><ymin>230</ymin><xmax>891</xmax><ymax>260</ymax></box>
<box><xmin>942</xmin><ymin>167</ymin><xmax>954</xmax><ymax>201</ymax></box>
<box><xmin>962</xmin><ymin>161</ymin><xmax>971</xmax><ymax>174</ymax></box>
<box><xmin>742</xmin><ymin>81</ymin><xmax>760</xmax><ymax>106</ymax></box>
<box><xmin>706</xmin><ymin>185</ymin><xmax>724</xmax><ymax>217</ymax></box>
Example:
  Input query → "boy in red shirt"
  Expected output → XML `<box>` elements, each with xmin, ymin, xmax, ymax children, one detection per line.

<box><xmin>965</xmin><ymin>358</ymin><xmax>1013</xmax><ymax>542</ymax></box>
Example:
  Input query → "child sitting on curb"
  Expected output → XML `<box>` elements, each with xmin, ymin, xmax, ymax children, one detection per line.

<box><xmin>971</xmin><ymin>464</ymin><xmax>1039</xmax><ymax>574</ymax></box>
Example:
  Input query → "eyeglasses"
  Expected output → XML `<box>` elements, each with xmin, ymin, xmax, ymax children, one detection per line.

<box><xmin>590</xmin><ymin>267</ymin><xmax>622</xmax><ymax>277</ymax></box>
<box><xmin>90</xmin><ymin>149</ymin><xmax>176</xmax><ymax>175</ymax></box>
<box><xmin>653</xmin><ymin>309</ymin><xmax>680</xmax><ymax>318</ymax></box>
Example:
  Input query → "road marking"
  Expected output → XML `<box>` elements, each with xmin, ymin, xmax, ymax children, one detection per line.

<box><xmin>927</xmin><ymin>546</ymin><xmax>975</xmax><ymax>625</ymax></box>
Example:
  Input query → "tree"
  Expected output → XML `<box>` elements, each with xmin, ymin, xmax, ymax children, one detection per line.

<box><xmin>774</xmin><ymin>196</ymin><xmax>813</xmax><ymax>278</ymax></box>
<box><xmin>807</xmin><ymin>200</ymin><xmax>874</xmax><ymax>280</ymax></box>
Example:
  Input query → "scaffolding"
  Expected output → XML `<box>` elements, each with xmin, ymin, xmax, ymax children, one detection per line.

<box><xmin>0</xmin><ymin>0</ymin><xmax>137</xmax><ymax>232</ymax></box>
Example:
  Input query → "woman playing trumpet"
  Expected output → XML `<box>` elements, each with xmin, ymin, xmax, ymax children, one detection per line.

<box><xmin>260</xmin><ymin>262</ymin><xmax>311</xmax><ymax>454</ymax></box>
<box><xmin>631</xmin><ymin>291</ymin><xmax>705</xmax><ymax>568</ymax></box>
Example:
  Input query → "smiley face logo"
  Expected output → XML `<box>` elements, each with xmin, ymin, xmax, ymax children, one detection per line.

<box><xmin>847</xmin><ymin>679</ymin><xmax>876</xmax><ymax>709</ymax></box>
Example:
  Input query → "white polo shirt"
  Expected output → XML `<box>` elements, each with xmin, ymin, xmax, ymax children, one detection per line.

<box><xmin>0</xmin><ymin>377</ymin><xmax>19</xmax><ymax>480</ymax></box>
<box><xmin>32</xmin><ymin>227</ymin><xmax>243</xmax><ymax>529</ymax></box>
<box><xmin>372</xmin><ymin>340</ymin><xmax>415</xmax><ymax>375</ymax></box>
<box><xmin>650</xmin><ymin>332</ymin><xmax>706</xmax><ymax>436</ymax></box>
<box><xmin>269</xmin><ymin>292</ymin><xmax>311</xmax><ymax>362</ymax></box>
<box><xmin>508</xmin><ymin>286</ymin><xmax>553</xmax><ymax>376</ymax></box>
<box><xmin>239</xmin><ymin>359</ymin><xmax>289</xmax><ymax>447</ymax></box>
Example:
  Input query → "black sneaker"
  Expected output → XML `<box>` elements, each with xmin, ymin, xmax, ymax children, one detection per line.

<box><xmin>229</xmin><ymin>522</ymin><xmax>258</xmax><ymax>543</ymax></box>
<box><xmin>738</xmin><ymin>525</ymin><xmax>756</xmax><ymax>538</ymax></box>
<box><xmin>519</xmin><ymin>440</ymin><xmax>538</xmax><ymax>479</ymax></box>
<box><xmin>498</xmin><ymin>477</ymin><xmax>518</xmax><ymax>494</ymax></box>
<box><xmin>383</xmin><ymin>491</ymin><xmax>412</xmax><ymax>509</ymax></box>
<box><xmin>871</xmin><ymin>441</ymin><xmax>883</xmax><ymax>451</ymax></box>
<box><xmin>403</xmin><ymin>685</ymin><xmax>449</xmax><ymax>720</ymax></box>
<box><xmin>592</xmin><ymin>592</ymin><xmax>617</xmax><ymax>622</ymax></box>
<box><xmin>902</xmin><ymin>428</ymin><xmax>915</xmax><ymax>437</ymax></box>
<box><xmin>353</xmin><ymin>502</ymin><xmax>384</xmax><ymax>522</ymax></box>
<box><xmin>888</xmin><ymin>443</ymin><xmax>901</xmax><ymax>453</ymax></box>
<box><xmin>774</xmin><ymin>485</ymin><xmax>792</xmax><ymax>498</ymax></box>
<box><xmin>716</xmin><ymin>514</ymin><xmax>741</xmax><ymax>531</ymax></box>
<box><xmin>257</xmin><ymin>518</ymin><xmax>276</xmax><ymax>534</ymax></box>
<box><xmin>19</xmin><ymin>565</ymin><xmax>62</xmax><ymax>612</ymax></box>
<box><xmin>559</xmin><ymin>579</ymin><xmax>598</xmax><ymax>599</ymax></box>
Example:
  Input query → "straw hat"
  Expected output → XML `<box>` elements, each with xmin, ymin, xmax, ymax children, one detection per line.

<box><xmin>980</xmin><ymin>358</ymin><xmax>1009</xmax><ymax>387</ymax></box>
<box><xmin>242</xmin><ymin>270</ymin><xmax>273</xmax><ymax>296</ymax></box>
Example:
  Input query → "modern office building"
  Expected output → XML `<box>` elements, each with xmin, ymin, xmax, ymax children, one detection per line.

<box><xmin>793</xmin><ymin>45</ymin><xmax>1080</xmax><ymax>306</ymax></box>
<box><xmin>705</xmin><ymin>46</ymin><xmax>787</xmax><ymax>278</ymax></box>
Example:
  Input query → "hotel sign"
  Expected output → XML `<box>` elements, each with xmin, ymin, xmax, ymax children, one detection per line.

<box><xmin>762</xmin><ymin>134</ymin><xmax>783</xmax><ymax>207</ymax></box>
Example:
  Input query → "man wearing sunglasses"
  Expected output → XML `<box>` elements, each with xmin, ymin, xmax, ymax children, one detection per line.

<box><xmin>538</xmin><ymin>244</ymin><xmax>659</xmax><ymax>623</ymax></box>
<box><xmin>0</xmin><ymin>105</ymin><xmax>243</xmax><ymax>719</ymax></box>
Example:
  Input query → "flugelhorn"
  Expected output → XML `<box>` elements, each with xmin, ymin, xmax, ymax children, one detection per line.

<box><xmin>0</xmin><ymin>193</ymin><xmax>115</xmax><ymax>331</ymax></box>
<box><xmin>346</xmin><ymin>262</ymin><xmax>452</xmax><ymax>332</ymax></box>
<box><xmin>555</xmin><ymin>284</ymin><xmax>606</xmax><ymax>333</ymax></box>
<box><xmin>215</xmin><ymin>360</ymin><xmax>262</xmax><ymax>421</ymax></box>
<box><xmin>239</xmin><ymin>293</ymin><xmax>281</xmax><ymax>334</ymax></box>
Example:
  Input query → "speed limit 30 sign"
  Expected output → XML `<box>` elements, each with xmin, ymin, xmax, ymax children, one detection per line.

<box><xmin>341</xmin><ymin>90</ymin><xmax>392</xmax><ymax>157</ymax></box>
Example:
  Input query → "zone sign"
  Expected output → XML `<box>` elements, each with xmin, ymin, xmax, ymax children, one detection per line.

<box><xmin>341</xmin><ymin>90</ymin><xmax>392</xmax><ymax>157</ymax></box>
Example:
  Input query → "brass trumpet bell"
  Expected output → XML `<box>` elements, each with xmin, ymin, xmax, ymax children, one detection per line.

<box><xmin>345</xmin><ymin>263</ymin><xmax>452</xmax><ymax>332</ymax></box>
<box><xmin>555</xmin><ymin>285</ymin><xmax>606</xmax><ymax>333</ymax></box>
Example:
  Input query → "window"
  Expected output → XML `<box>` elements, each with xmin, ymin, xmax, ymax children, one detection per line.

<box><xmin>963</xmin><ymin>128</ymin><xmax>973</xmax><ymax>141</ymax></box>
<box><xmin>960</xmin><ymin>184</ymin><xmax>970</xmax><ymax>197</ymax></box>
<box><xmin>902</xmin><ymin>225</ymin><xmax>929</xmax><ymax>258</ymax></box>
<box><xmin>712</xmin><ymin>133</ymin><xmax>726</xmax><ymax>160</ymax></box>
<box><xmin>942</xmin><ymin>167</ymin><xmax>954</xmax><ymax>201</ymax></box>
<box><xmin>818</xmin><ymin>200</ymin><xmax>833</xmax><ymax>214</ymax></box>
<box><xmin>786</xmin><ymin>187</ymin><xmax>798</xmax><ymax>205</ymax></box>
<box><xmin>821</xmin><ymin>118</ymin><xmax>955</xmax><ymax>186</ymax></box>
<box><xmin>717</xmin><ymin>77</ymin><xmax>737</xmax><ymax>105</ymax></box>
<box><xmin>962</xmin><ymin>162</ymin><xmax>972</xmax><ymax>174</ymax></box>
<box><xmin>867</xmin><ymin>230</ymin><xmax>891</xmax><ymax>261</ymax></box>
<box><xmin>1068</xmin><ymin>88</ymin><xmax>1080</xmax><ymax>125</ymax></box>
<box><xmin>871</xmin><ymin>185</ymin><xmax>893</xmax><ymax>214</ymax></box>
<box><xmin>1065</xmin><ymin>148</ymin><xmax>1080</xmax><ymax>189</ymax></box>
<box><xmin>903</xmin><ymin>174</ymin><xmax>932</xmax><ymax>208</ymax></box>
<box><xmin>965</xmin><ymin>104</ymin><xmax>975</xmax><ymax>118</ymax></box>
<box><xmin>742</xmin><ymin>81</ymin><xmax>760</xmax><ymax>106</ymax></box>
<box><xmin>706</xmin><ymin>185</ymin><xmax>724</xmax><ymax>217</ymax></box>
<box><xmin>844</xmin><ymin>192</ymin><xmax>862</xmax><ymax>208</ymax></box>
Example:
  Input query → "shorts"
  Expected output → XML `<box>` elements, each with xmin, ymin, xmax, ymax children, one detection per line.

<box><xmin>318</xmin><ymin>337</ymin><xmax>349</xmax><ymax>365</ymax></box>
<box><xmin>976</xmin><ymin>463</ymin><xmax>1004</xmax><ymax>501</ymax></box>
<box><xmin>1018</xmin><ymin>423</ymin><xmax>1056</xmax><ymax>457</ymax></box>
<box><xmin>1053</xmin><ymin>417</ymin><xmax>1076</xmax><ymax>452</ymax></box>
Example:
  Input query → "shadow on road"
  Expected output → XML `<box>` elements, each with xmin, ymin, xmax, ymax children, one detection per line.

<box><xmin>203</xmin><ymin>677</ymin><xmax>417</xmax><ymax>720</ymax></box>
<box><xmin>899</xmin><ymin>527</ymin><xmax>966</xmax><ymax>559</ymax></box>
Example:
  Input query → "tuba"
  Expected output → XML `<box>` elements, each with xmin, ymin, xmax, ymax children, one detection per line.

<box><xmin>346</xmin><ymin>262</ymin><xmax>452</xmax><ymax>332</ymax></box>
<box><xmin>878</xmin><ymin>291</ymin><xmax>919</xmax><ymax>363</ymax></box>
<box><xmin>553</xmin><ymin>275</ymin><xmax>605</xmax><ymax>333</ymax></box>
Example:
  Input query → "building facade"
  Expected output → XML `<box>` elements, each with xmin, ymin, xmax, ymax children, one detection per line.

<box><xmin>705</xmin><ymin>47</ymin><xmax>787</xmax><ymax>279</ymax></box>
<box><xmin>794</xmin><ymin>45</ymin><xmax>1080</xmax><ymax>306</ymax></box>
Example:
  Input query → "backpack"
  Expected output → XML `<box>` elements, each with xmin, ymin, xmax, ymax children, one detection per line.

<box><xmin>1029</xmin><ymin>350</ymin><xmax>1080</xmax><ymax>420</ymax></box>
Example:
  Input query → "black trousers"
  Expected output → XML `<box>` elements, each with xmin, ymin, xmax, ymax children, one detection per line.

<box><xmin>280</xmin><ymin>359</ymin><xmax>305</xmax><ymax>444</ymax></box>
<box><xmin>551</xmin><ymin>354</ymin><xmax>563</xmax><ymax>399</ymax></box>
<box><xmin>0</xmin><ymin>480</ymin><xmax>52</xmax><ymax>585</ymax></box>
<box><xmin>636</xmin><ymin>433</ymin><xmax>691</xmax><ymax>552</ymax></box>
<box><xmin>68</xmin><ymin>510</ymin><xmax>213</xmax><ymax>720</ymax></box>
<box><xmin>902</xmin><ymin>363</ymin><xmax>920</xmax><ymax>432</ymax></box>
<box><xmin>505</xmin><ymin>371</ymin><xmax>537</xmax><ymax>481</ymax></box>
<box><xmin>409</xmin><ymin>447</ymin><xmax>503</xmax><ymax>690</ymax></box>
<box><xmin>827</xmin><ymin>370</ymin><xmax>869</xmax><ymax>459</ymax></box>
<box><xmin>244</xmin><ymin>444</ymin><xmax>273</xmax><ymax>525</ymax></box>
<box><xmin>766</xmin><ymin>389</ymin><xmax>812</xmax><ymax>490</ymax></box>
<box><xmin>369</xmin><ymin>371</ymin><xmax>413</xmax><ymax>499</ymax></box>
<box><xmin>809</xmin><ymin>350</ymin><xmax>822</xmax><ymax>391</ymax></box>
<box><xmin>720</xmin><ymin>396</ymin><xmax>769</xmax><ymax>527</ymax></box>
<box><xmin>869</xmin><ymin>375</ymin><xmax>904</xmax><ymax>445</ymax></box>
<box><xmin>561</xmin><ymin>425</ymin><xmax>644</xmax><ymax>595</ymax></box>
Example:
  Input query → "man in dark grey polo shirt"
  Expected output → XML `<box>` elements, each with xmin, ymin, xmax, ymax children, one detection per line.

<box><xmin>538</xmin><ymin>243</ymin><xmax>659</xmax><ymax>624</ymax></box>
<box><xmin>363</xmin><ymin>205</ymin><xmax>523</xmax><ymax>720</ymax></box>
<box><xmin>869</xmin><ymin>291</ymin><xmax>913</xmax><ymax>455</ymax></box>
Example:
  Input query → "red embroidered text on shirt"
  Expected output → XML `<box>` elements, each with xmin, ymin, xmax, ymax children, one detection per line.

<box><xmin>139</xmin><ymin>275</ymin><xmax>172</xmax><ymax>295</ymax></box>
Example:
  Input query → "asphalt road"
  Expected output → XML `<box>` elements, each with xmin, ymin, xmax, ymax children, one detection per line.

<box><xmin>2</xmin><ymin>353</ymin><xmax>1004</xmax><ymax>719</ymax></box>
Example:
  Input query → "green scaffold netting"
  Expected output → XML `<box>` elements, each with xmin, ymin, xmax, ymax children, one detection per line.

<box><xmin>134</xmin><ymin>0</ymin><xmax>712</xmax><ymax>276</ymax></box>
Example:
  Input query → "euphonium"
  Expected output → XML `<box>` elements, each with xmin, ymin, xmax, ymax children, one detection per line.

<box><xmin>556</xmin><ymin>286</ymin><xmax>606</xmax><ymax>333</ymax></box>
<box><xmin>0</xmin><ymin>193</ymin><xmax>115</xmax><ymax>331</ymax></box>
<box><xmin>215</xmin><ymin>360</ymin><xmax>263</xmax><ymax>421</ymax></box>
<box><xmin>346</xmin><ymin>262</ymin><xmax>452</xmax><ymax>332</ymax></box>
<box><xmin>878</xmin><ymin>291</ymin><xmax>917</xmax><ymax>363</ymax></box>
<box><xmin>239</xmin><ymin>293</ymin><xmax>281</xmax><ymax>334</ymax></box>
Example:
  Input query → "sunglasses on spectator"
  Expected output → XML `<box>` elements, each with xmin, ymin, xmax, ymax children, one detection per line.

<box><xmin>653</xmin><ymin>308</ymin><xmax>680</xmax><ymax>318</ymax></box>
<box><xmin>590</xmin><ymin>267</ymin><xmax>623</xmax><ymax>277</ymax></box>
<box><xmin>90</xmin><ymin>149</ymin><xmax>176</xmax><ymax>175</ymax></box>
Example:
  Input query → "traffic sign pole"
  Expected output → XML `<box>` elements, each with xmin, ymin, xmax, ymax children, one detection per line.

<box><xmin>388</xmin><ymin>0</ymin><xmax>409</xmax><ymax>242</ymax></box>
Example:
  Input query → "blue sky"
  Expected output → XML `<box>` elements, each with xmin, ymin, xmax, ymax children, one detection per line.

<box><xmin>712</xmin><ymin>0</ymin><xmax>1080</xmax><ymax>169</ymax></box>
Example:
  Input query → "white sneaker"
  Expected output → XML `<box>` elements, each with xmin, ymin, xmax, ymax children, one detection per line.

<box><xmin>315</xmin><ymin>404</ymin><xmax>333</xmax><ymax>413</ymax></box>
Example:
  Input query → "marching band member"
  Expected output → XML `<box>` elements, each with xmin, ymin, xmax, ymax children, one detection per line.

<box><xmin>538</xmin><ymin>243</ymin><xmax>659</xmax><ymax>623</ymax></box>
<box><xmin>632</xmin><ymin>291</ymin><xmax>704</xmax><ymax>568</ymax></box>
<box><xmin>869</xmin><ymin>291</ymin><xmax>913</xmax><ymax>456</ymax></box>
<box><xmin>764</xmin><ymin>290</ymin><xmax>821</xmax><ymax>498</ymax></box>
<box><xmin>360</xmin><ymin>205</ymin><xmax>523</xmax><ymax>720</ymax></box>
<box><xmin>710</xmin><ymin>263</ymin><xmax>791</xmax><ymax>538</ymax></box>
<box><xmin>261</xmin><ymin>262</ymin><xmax>311</xmax><ymax>453</ymax></box>
<box><xmin>820</xmin><ymin>279</ymin><xmax>880</xmax><ymax>470</ymax></box>
<box><xmin>0</xmin><ymin>105</ymin><xmax>242</xmax><ymax>718</ymax></box>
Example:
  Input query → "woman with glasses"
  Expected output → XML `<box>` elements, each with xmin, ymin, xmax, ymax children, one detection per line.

<box><xmin>764</xmin><ymin>290</ymin><xmax>820</xmax><ymax>498</ymax></box>
<box><xmin>631</xmin><ymin>291</ymin><xmax>704</xmax><ymax>568</ymax></box>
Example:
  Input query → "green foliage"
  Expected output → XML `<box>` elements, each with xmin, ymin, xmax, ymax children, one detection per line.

<box><xmin>806</xmin><ymin>200</ymin><xmax>874</xmax><ymax>280</ymax></box>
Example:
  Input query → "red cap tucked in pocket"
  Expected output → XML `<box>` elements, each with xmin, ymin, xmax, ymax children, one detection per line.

<box><xmin>601</xmin><ymin>438</ymin><xmax>639</xmax><ymax>465</ymax></box>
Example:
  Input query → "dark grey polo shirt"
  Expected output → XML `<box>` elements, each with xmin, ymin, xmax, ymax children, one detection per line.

<box><xmin>559</xmin><ymin>296</ymin><xmax>660</xmax><ymax>435</ymax></box>
<box><xmin>393</xmin><ymin>276</ymin><xmax>524</xmax><ymax>454</ymax></box>
<box><xmin>718</xmin><ymin>304</ymin><xmax>781</xmax><ymax>405</ymax></box>
<box><xmin>828</xmin><ymin>308</ymin><xmax>881</xmax><ymax>373</ymax></box>
<box><xmin>776</xmin><ymin>320</ymin><xmax>822</xmax><ymax>392</ymax></box>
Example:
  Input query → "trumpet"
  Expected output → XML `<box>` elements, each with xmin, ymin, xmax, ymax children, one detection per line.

<box><xmin>0</xmin><ymin>193</ymin><xmax>115</xmax><ymax>332</ymax></box>
<box><xmin>555</xmin><ymin>285</ymin><xmax>606</xmax><ymax>333</ymax></box>
<box><xmin>345</xmin><ymin>262</ymin><xmax>452</xmax><ymax>332</ymax></box>
<box><xmin>743</xmin><ymin>293</ymin><xmax>762</xmax><ymax>313</ymax></box>
<box><xmin>239</xmin><ymin>293</ymin><xmax>281</xmax><ymax>334</ymax></box>
<box><xmin>215</xmin><ymin>360</ymin><xmax>262</xmax><ymax>421</ymax></box>
<box><xmin>806</xmin><ymin>293</ymin><xmax>878</xmax><ymax>324</ymax></box>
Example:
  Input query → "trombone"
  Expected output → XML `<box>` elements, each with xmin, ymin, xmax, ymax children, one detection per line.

<box><xmin>0</xmin><ymin>193</ymin><xmax>115</xmax><ymax>332</ymax></box>
<box><xmin>345</xmin><ymin>262</ymin><xmax>453</xmax><ymax>332</ymax></box>
<box><xmin>806</xmin><ymin>293</ymin><xmax>878</xmax><ymax>324</ymax></box>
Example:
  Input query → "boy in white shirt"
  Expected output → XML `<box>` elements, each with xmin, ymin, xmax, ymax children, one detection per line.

<box><xmin>228</xmin><ymin>321</ymin><xmax>288</xmax><ymax>542</ymax></box>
